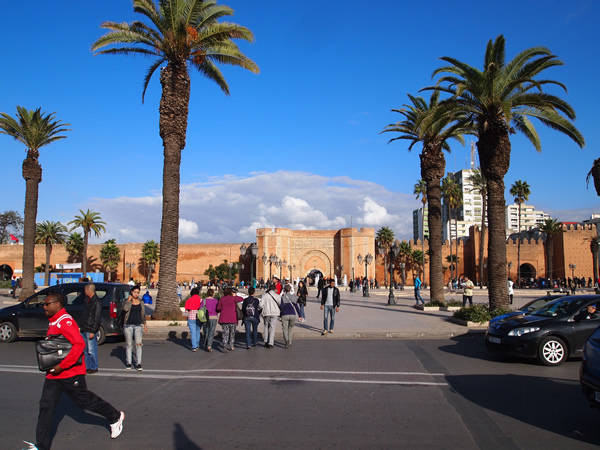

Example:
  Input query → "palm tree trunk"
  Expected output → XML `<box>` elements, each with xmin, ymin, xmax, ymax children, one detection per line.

<box><xmin>20</xmin><ymin>158</ymin><xmax>42</xmax><ymax>299</ymax></box>
<box><xmin>516</xmin><ymin>203</ymin><xmax>521</xmax><ymax>288</ymax></box>
<box><xmin>479</xmin><ymin>197</ymin><xmax>486</xmax><ymax>286</ymax></box>
<box><xmin>82</xmin><ymin>233</ymin><xmax>88</xmax><ymax>279</ymax></box>
<box><xmin>154</xmin><ymin>63</ymin><xmax>190</xmax><ymax>319</ymax></box>
<box><xmin>486</xmin><ymin>177</ymin><xmax>509</xmax><ymax>309</ymax></box>
<box><xmin>45</xmin><ymin>241</ymin><xmax>52</xmax><ymax>286</ymax></box>
<box><xmin>426</xmin><ymin>181</ymin><xmax>444</xmax><ymax>302</ymax></box>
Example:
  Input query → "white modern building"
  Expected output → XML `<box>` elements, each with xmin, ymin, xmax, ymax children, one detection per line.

<box><xmin>506</xmin><ymin>204</ymin><xmax>550</xmax><ymax>234</ymax></box>
<box><xmin>442</xmin><ymin>169</ymin><xmax>486</xmax><ymax>241</ymax></box>
<box><xmin>413</xmin><ymin>207</ymin><xmax>429</xmax><ymax>241</ymax></box>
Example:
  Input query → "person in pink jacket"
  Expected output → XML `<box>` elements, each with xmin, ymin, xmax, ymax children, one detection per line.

<box><xmin>216</xmin><ymin>287</ymin><xmax>242</xmax><ymax>351</ymax></box>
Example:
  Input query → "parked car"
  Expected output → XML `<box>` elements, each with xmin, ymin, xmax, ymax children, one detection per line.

<box><xmin>581</xmin><ymin>325</ymin><xmax>600</xmax><ymax>412</ymax></box>
<box><xmin>489</xmin><ymin>293</ymin><xmax>570</xmax><ymax>324</ymax></box>
<box><xmin>485</xmin><ymin>295</ymin><xmax>600</xmax><ymax>366</ymax></box>
<box><xmin>0</xmin><ymin>282</ymin><xmax>130</xmax><ymax>344</ymax></box>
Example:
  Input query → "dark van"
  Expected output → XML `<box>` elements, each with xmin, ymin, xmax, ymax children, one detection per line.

<box><xmin>0</xmin><ymin>282</ymin><xmax>130</xmax><ymax>344</ymax></box>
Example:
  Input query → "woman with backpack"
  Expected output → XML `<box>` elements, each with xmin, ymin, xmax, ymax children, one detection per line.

<box><xmin>242</xmin><ymin>287</ymin><xmax>261</xmax><ymax>349</ymax></box>
<box><xmin>202</xmin><ymin>289</ymin><xmax>219</xmax><ymax>352</ymax></box>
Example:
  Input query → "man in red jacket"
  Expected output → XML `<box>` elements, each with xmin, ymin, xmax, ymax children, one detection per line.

<box><xmin>25</xmin><ymin>292</ymin><xmax>124</xmax><ymax>450</ymax></box>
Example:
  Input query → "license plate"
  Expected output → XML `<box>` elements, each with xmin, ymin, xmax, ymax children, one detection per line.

<box><xmin>488</xmin><ymin>336</ymin><xmax>501</xmax><ymax>344</ymax></box>
<box><xmin>595</xmin><ymin>391</ymin><xmax>600</xmax><ymax>403</ymax></box>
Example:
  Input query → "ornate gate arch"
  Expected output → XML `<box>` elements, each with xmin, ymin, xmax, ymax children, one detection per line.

<box><xmin>299</xmin><ymin>250</ymin><xmax>332</xmax><ymax>279</ymax></box>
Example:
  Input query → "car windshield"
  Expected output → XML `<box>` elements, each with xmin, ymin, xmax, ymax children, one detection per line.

<box><xmin>523</xmin><ymin>299</ymin><xmax>549</xmax><ymax>312</ymax></box>
<box><xmin>531</xmin><ymin>298</ymin><xmax>585</xmax><ymax>317</ymax></box>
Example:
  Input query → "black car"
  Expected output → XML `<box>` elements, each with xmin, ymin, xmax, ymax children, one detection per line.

<box><xmin>489</xmin><ymin>293</ymin><xmax>570</xmax><ymax>324</ymax></box>
<box><xmin>581</xmin><ymin>325</ymin><xmax>600</xmax><ymax>412</ymax></box>
<box><xmin>0</xmin><ymin>282</ymin><xmax>130</xmax><ymax>345</ymax></box>
<box><xmin>485</xmin><ymin>295</ymin><xmax>600</xmax><ymax>366</ymax></box>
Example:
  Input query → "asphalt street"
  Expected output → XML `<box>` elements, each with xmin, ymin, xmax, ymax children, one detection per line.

<box><xmin>1</xmin><ymin>336</ymin><xmax>599</xmax><ymax>449</ymax></box>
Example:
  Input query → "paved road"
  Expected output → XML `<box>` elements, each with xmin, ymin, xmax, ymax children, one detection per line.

<box><xmin>1</xmin><ymin>337</ymin><xmax>599</xmax><ymax>449</ymax></box>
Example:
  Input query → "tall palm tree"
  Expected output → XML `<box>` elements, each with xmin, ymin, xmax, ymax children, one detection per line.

<box><xmin>376</xmin><ymin>227</ymin><xmax>395</xmax><ymax>288</ymax></box>
<box><xmin>0</xmin><ymin>107</ymin><xmax>70</xmax><ymax>298</ymax></box>
<box><xmin>141</xmin><ymin>239</ymin><xmax>160</xmax><ymax>285</ymax></box>
<box><xmin>92</xmin><ymin>0</ymin><xmax>258</xmax><ymax>318</ymax></box>
<box><xmin>413</xmin><ymin>179</ymin><xmax>427</xmax><ymax>284</ymax></box>
<box><xmin>65</xmin><ymin>232</ymin><xmax>84</xmax><ymax>264</ymax></box>
<box><xmin>35</xmin><ymin>221</ymin><xmax>68</xmax><ymax>287</ymax></box>
<box><xmin>537</xmin><ymin>218</ymin><xmax>563</xmax><ymax>280</ymax></box>
<box><xmin>382</xmin><ymin>91</ymin><xmax>471</xmax><ymax>302</ymax></box>
<box><xmin>68</xmin><ymin>209</ymin><xmax>106</xmax><ymax>278</ymax></box>
<box><xmin>442</xmin><ymin>176</ymin><xmax>462</xmax><ymax>280</ymax></box>
<box><xmin>430</xmin><ymin>35</ymin><xmax>584</xmax><ymax>309</ymax></box>
<box><xmin>510</xmin><ymin>179</ymin><xmax>531</xmax><ymax>287</ymax></box>
<box><xmin>100</xmin><ymin>239</ymin><xmax>121</xmax><ymax>282</ymax></box>
<box><xmin>467</xmin><ymin>168</ymin><xmax>487</xmax><ymax>286</ymax></box>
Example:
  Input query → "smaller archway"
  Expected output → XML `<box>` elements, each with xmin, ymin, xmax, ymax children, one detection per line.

<box><xmin>0</xmin><ymin>264</ymin><xmax>13</xmax><ymax>281</ymax></box>
<box><xmin>519</xmin><ymin>263</ymin><xmax>536</xmax><ymax>286</ymax></box>
<box><xmin>306</xmin><ymin>269</ymin><xmax>324</xmax><ymax>286</ymax></box>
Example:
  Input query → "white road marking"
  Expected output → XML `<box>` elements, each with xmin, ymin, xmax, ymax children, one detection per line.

<box><xmin>0</xmin><ymin>365</ymin><xmax>448</xmax><ymax>386</ymax></box>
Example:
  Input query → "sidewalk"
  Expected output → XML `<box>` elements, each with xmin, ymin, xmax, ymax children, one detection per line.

<box><xmin>0</xmin><ymin>286</ymin><xmax>581</xmax><ymax>340</ymax></box>
<box><xmin>143</xmin><ymin>286</ymin><xmax>562</xmax><ymax>340</ymax></box>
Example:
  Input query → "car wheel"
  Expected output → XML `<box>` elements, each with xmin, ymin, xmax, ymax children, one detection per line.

<box><xmin>97</xmin><ymin>326</ymin><xmax>106</xmax><ymax>346</ymax></box>
<box><xmin>0</xmin><ymin>322</ymin><xmax>17</xmax><ymax>343</ymax></box>
<box><xmin>538</xmin><ymin>336</ymin><xmax>567</xmax><ymax>366</ymax></box>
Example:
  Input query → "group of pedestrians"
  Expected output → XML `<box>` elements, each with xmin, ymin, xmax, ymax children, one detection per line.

<box><xmin>183</xmin><ymin>277</ymin><xmax>323</xmax><ymax>351</ymax></box>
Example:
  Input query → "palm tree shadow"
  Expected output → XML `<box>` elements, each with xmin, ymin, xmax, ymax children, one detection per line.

<box><xmin>173</xmin><ymin>422</ymin><xmax>202</xmax><ymax>449</ymax></box>
<box><xmin>167</xmin><ymin>331</ymin><xmax>191</xmax><ymax>349</ymax></box>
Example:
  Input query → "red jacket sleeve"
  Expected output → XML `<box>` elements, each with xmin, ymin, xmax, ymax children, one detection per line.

<box><xmin>58</xmin><ymin>317</ymin><xmax>85</xmax><ymax>369</ymax></box>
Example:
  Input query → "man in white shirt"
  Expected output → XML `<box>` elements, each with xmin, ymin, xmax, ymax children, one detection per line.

<box><xmin>507</xmin><ymin>278</ymin><xmax>514</xmax><ymax>304</ymax></box>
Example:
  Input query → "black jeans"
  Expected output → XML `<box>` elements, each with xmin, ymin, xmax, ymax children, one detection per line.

<box><xmin>36</xmin><ymin>375</ymin><xmax>119</xmax><ymax>450</ymax></box>
<box><xmin>462</xmin><ymin>295</ymin><xmax>473</xmax><ymax>307</ymax></box>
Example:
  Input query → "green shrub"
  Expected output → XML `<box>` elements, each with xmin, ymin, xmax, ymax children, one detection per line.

<box><xmin>453</xmin><ymin>304</ymin><xmax>491</xmax><ymax>323</ymax></box>
<box><xmin>445</xmin><ymin>299</ymin><xmax>463</xmax><ymax>307</ymax></box>
<box><xmin>424</xmin><ymin>299</ymin><xmax>445</xmax><ymax>307</ymax></box>
<box><xmin>0</xmin><ymin>281</ymin><xmax>12</xmax><ymax>289</ymax></box>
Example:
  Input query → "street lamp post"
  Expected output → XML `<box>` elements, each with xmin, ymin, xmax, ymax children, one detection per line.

<box><xmin>269</xmin><ymin>254</ymin><xmax>278</xmax><ymax>281</ymax></box>
<box><xmin>351</xmin><ymin>267</ymin><xmax>355</xmax><ymax>292</ymax></box>
<box><xmin>507</xmin><ymin>261</ymin><xmax>513</xmax><ymax>280</ymax></box>
<box><xmin>126</xmin><ymin>262</ymin><xmax>135</xmax><ymax>280</ymax></box>
<box><xmin>281</xmin><ymin>259</ymin><xmax>287</xmax><ymax>280</ymax></box>
<box><xmin>357</xmin><ymin>253</ymin><xmax>373</xmax><ymax>297</ymax></box>
<box><xmin>228</xmin><ymin>262</ymin><xmax>233</xmax><ymax>285</ymax></box>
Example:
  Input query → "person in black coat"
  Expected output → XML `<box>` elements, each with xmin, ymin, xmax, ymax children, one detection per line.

<box><xmin>320</xmin><ymin>279</ymin><xmax>340</xmax><ymax>335</ymax></box>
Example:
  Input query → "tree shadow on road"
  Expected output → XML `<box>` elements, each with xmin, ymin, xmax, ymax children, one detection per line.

<box><xmin>446</xmin><ymin>373</ymin><xmax>600</xmax><ymax>446</ymax></box>
<box><xmin>173</xmin><ymin>422</ymin><xmax>202</xmax><ymax>449</ymax></box>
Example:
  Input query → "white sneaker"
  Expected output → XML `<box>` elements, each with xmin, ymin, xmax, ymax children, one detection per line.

<box><xmin>22</xmin><ymin>441</ymin><xmax>38</xmax><ymax>449</ymax></box>
<box><xmin>110</xmin><ymin>411</ymin><xmax>125</xmax><ymax>439</ymax></box>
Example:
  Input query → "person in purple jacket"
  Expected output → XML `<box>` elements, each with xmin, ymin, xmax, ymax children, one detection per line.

<box><xmin>216</xmin><ymin>287</ymin><xmax>242</xmax><ymax>351</ymax></box>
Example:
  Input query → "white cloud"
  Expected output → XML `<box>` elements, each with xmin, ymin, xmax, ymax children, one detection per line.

<box><xmin>85</xmin><ymin>171</ymin><xmax>418</xmax><ymax>244</ymax></box>
<box><xmin>179</xmin><ymin>219</ymin><xmax>199</xmax><ymax>239</ymax></box>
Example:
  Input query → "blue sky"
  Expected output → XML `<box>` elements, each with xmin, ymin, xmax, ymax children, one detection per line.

<box><xmin>1</xmin><ymin>0</ymin><xmax>598</xmax><ymax>244</ymax></box>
